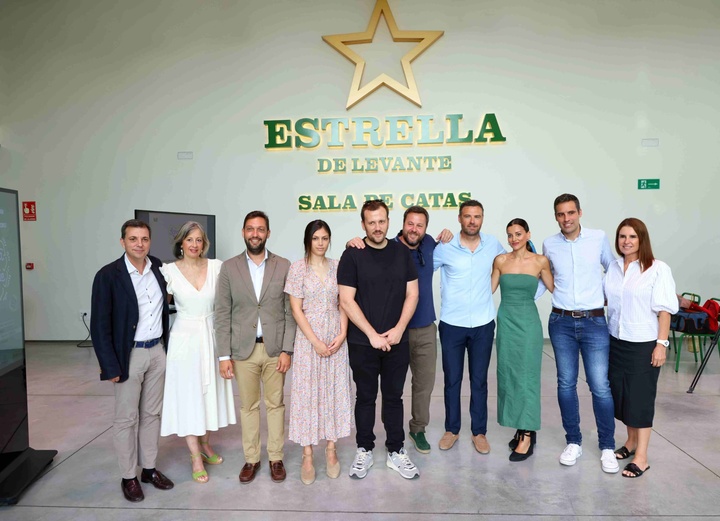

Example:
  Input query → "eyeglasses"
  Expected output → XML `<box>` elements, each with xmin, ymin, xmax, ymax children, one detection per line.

<box><xmin>416</xmin><ymin>248</ymin><xmax>425</xmax><ymax>267</ymax></box>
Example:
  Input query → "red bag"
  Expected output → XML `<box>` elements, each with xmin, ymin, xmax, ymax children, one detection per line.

<box><xmin>688</xmin><ymin>300</ymin><xmax>720</xmax><ymax>333</ymax></box>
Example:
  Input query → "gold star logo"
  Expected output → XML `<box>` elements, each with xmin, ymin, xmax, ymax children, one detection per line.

<box><xmin>322</xmin><ymin>0</ymin><xmax>443</xmax><ymax>109</ymax></box>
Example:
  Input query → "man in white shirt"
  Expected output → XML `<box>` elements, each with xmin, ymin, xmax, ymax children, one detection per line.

<box><xmin>542</xmin><ymin>194</ymin><xmax>619</xmax><ymax>474</ymax></box>
<box><xmin>91</xmin><ymin>219</ymin><xmax>174</xmax><ymax>502</ymax></box>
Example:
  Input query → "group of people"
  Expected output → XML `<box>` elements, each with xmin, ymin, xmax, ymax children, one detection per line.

<box><xmin>90</xmin><ymin>192</ymin><xmax>679</xmax><ymax>502</ymax></box>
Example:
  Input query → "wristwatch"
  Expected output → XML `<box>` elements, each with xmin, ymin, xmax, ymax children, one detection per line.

<box><xmin>656</xmin><ymin>339</ymin><xmax>670</xmax><ymax>347</ymax></box>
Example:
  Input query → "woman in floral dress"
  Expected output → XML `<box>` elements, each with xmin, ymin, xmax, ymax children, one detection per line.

<box><xmin>285</xmin><ymin>220</ymin><xmax>353</xmax><ymax>485</ymax></box>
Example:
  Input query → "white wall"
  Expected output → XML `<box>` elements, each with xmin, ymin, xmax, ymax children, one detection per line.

<box><xmin>0</xmin><ymin>0</ymin><xmax>718</xmax><ymax>340</ymax></box>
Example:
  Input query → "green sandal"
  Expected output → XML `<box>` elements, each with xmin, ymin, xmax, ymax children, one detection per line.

<box><xmin>191</xmin><ymin>453</ymin><xmax>209</xmax><ymax>483</ymax></box>
<box><xmin>200</xmin><ymin>441</ymin><xmax>223</xmax><ymax>465</ymax></box>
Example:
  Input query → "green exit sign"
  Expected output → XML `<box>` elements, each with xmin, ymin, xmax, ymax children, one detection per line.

<box><xmin>638</xmin><ymin>179</ymin><xmax>660</xmax><ymax>190</ymax></box>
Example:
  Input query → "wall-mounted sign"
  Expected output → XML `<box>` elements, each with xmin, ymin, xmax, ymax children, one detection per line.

<box><xmin>22</xmin><ymin>201</ymin><xmax>36</xmax><ymax>221</ymax></box>
<box><xmin>638</xmin><ymin>179</ymin><xmax>660</xmax><ymax>190</ymax></box>
<box><xmin>263</xmin><ymin>0</ymin><xmax>507</xmax><ymax>212</ymax></box>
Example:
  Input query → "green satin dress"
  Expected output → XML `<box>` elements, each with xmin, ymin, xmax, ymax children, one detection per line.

<box><xmin>496</xmin><ymin>274</ymin><xmax>543</xmax><ymax>431</ymax></box>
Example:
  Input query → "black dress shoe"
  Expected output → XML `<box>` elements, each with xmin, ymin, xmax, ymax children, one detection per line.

<box><xmin>140</xmin><ymin>469</ymin><xmax>174</xmax><ymax>490</ymax></box>
<box><xmin>509</xmin><ymin>429</ymin><xmax>537</xmax><ymax>450</ymax></box>
<box><xmin>509</xmin><ymin>431</ymin><xmax>535</xmax><ymax>462</ymax></box>
<box><xmin>122</xmin><ymin>478</ymin><xmax>144</xmax><ymax>502</ymax></box>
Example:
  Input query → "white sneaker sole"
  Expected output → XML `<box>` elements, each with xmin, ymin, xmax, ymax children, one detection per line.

<box><xmin>560</xmin><ymin>453</ymin><xmax>582</xmax><ymax>466</ymax></box>
<box><xmin>602</xmin><ymin>462</ymin><xmax>620</xmax><ymax>473</ymax></box>
<box><xmin>386</xmin><ymin>460</ymin><xmax>419</xmax><ymax>479</ymax></box>
<box><xmin>349</xmin><ymin>460</ymin><xmax>373</xmax><ymax>479</ymax></box>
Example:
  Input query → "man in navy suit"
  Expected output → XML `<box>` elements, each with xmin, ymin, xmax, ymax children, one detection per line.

<box><xmin>91</xmin><ymin>219</ymin><xmax>174</xmax><ymax>502</ymax></box>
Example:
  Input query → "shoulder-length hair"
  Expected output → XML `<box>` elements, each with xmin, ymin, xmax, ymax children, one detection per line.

<box><xmin>615</xmin><ymin>217</ymin><xmax>654</xmax><ymax>272</ymax></box>
<box><xmin>172</xmin><ymin>221</ymin><xmax>210</xmax><ymax>259</ymax></box>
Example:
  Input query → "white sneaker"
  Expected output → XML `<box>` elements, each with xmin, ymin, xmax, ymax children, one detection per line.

<box><xmin>601</xmin><ymin>449</ymin><xmax>620</xmax><ymax>473</ymax></box>
<box><xmin>349</xmin><ymin>448</ymin><xmax>373</xmax><ymax>479</ymax></box>
<box><xmin>559</xmin><ymin>443</ymin><xmax>583</xmax><ymax>466</ymax></box>
<box><xmin>386</xmin><ymin>447</ymin><xmax>420</xmax><ymax>479</ymax></box>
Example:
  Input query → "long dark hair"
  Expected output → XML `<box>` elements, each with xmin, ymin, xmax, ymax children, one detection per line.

<box><xmin>506</xmin><ymin>218</ymin><xmax>534</xmax><ymax>252</ymax></box>
<box><xmin>615</xmin><ymin>217</ymin><xmax>654</xmax><ymax>272</ymax></box>
<box><xmin>303</xmin><ymin>219</ymin><xmax>331</xmax><ymax>259</ymax></box>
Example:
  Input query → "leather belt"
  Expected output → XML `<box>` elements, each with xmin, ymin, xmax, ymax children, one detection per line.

<box><xmin>255</xmin><ymin>336</ymin><xmax>264</xmax><ymax>344</ymax></box>
<box><xmin>134</xmin><ymin>337</ymin><xmax>161</xmax><ymax>348</ymax></box>
<box><xmin>552</xmin><ymin>307</ymin><xmax>605</xmax><ymax>319</ymax></box>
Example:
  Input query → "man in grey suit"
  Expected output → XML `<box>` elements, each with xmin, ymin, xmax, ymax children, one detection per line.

<box><xmin>215</xmin><ymin>210</ymin><xmax>296</xmax><ymax>484</ymax></box>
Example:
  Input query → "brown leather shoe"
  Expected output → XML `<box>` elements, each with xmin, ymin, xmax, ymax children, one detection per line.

<box><xmin>472</xmin><ymin>434</ymin><xmax>491</xmax><ymax>454</ymax></box>
<box><xmin>239</xmin><ymin>462</ymin><xmax>261</xmax><ymax>484</ymax></box>
<box><xmin>270</xmin><ymin>460</ymin><xmax>286</xmax><ymax>483</ymax></box>
<box><xmin>439</xmin><ymin>431</ymin><xmax>460</xmax><ymax>450</ymax></box>
<box><xmin>121</xmin><ymin>478</ymin><xmax>144</xmax><ymax>502</ymax></box>
<box><xmin>140</xmin><ymin>469</ymin><xmax>174</xmax><ymax>490</ymax></box>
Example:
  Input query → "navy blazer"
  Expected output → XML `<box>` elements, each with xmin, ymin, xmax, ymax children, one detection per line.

<box><xmin>90</xmin><ymin>254</ymin><xmax>170</xmax><ymax>382</ymax></box>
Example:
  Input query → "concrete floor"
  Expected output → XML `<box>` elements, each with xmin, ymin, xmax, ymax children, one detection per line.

<box><xmin>2</xmin><ymin>340</ymin><xmax>720</xmax><ymax>520</ymax></box>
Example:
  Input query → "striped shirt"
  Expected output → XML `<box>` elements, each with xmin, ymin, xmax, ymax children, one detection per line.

<box><xmin>603</xmin><ymin>258</ymin><xmax>679</xmax><ymax>342</ymax></box>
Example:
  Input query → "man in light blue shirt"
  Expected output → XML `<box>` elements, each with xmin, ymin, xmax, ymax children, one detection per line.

<box><xmin>542</xmin><ymin>193</ymin><xmax>619</xmax><ymax>474</ymax></box>
<box><xmin>433</xmin><ymin>200</ymin><xmax>505</xmax><ymax>454</ymax></box>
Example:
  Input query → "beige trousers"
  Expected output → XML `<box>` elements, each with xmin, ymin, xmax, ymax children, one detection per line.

<box><xmin>234</xmin><ymin>342</ymin><xmax>285</xmax><ymax>463</ymax></box>
<box><xmin>113</xmin><ymin>343</ymin><xmax>166</xmax><ymax>479</ymax></box>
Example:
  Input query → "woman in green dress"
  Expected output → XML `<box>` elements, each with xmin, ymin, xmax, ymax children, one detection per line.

<box><xmin>491</xmin><ymin>218</ymin><xmax>554</xmax><ymax>462</ymax></box>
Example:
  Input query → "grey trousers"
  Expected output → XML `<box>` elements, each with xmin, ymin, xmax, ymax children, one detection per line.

<box><xmin>113</xmin><ymin>343</ymin><xmax>166</xmax><ymax>479</ymax></box>
<box><xmin>408</xmin><ymin>323</ymin><xmax>438</xmax><ymax>434</ymax></box>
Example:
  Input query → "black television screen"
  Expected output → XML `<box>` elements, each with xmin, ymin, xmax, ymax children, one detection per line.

<box><xmin>0</xmin><ymin>188</ymin><xmax>28</xmax><ymax>463</ymax></box>
<box><xmin>134</xmin><ymin>210</ymin><xmax>216</xmax><ymax>262</ymax></box>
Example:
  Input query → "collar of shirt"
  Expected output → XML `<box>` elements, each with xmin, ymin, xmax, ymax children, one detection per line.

<box><xmin>124</xmin><ymin>253</ymin><xmax>151</xmax><ymax>274</ymax></box>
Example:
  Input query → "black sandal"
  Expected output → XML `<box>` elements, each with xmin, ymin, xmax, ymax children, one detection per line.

<box><xmin>614</xmin><ymin>446</ymin><xmax>636</xmax><ymax>460</ymax></box>
<box><xmin>623</xmin><ymin>462</ymin><xmax>649</xmax><ymax>478</ymax></box>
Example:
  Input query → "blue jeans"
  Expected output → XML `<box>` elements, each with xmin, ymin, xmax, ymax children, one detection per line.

<box><xmin>548</xmin><ymin>313</ymin><xmax>615</xmax><ymax>450</ymax></box>
<box><xmin>438</xmin><ymin>320</ymin><xmax>495</xmax><ymax>436</ymax></box>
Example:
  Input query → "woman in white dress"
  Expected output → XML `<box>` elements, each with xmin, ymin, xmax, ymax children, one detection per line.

<box><xmin>160</xmin><ymin>221</ymin><xmax>236</xmax><ymax>483</ymax></box>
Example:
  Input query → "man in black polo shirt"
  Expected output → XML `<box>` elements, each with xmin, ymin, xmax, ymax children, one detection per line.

<box><xmin>338</xmin><ymin>199</ymin><xmax>419</xmax><ymax>480</ymax></box>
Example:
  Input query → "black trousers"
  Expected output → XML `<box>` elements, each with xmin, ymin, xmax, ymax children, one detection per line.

<box><xmin>348</xmin><ymin>341</ymin><xmax>410</xmax><ymax>453</ymax></box>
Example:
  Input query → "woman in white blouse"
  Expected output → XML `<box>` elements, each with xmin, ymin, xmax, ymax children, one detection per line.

<box><xmin>603</xmin><ymin>218</ymin><xmax>678</xmax><ymax>478</ymax></box>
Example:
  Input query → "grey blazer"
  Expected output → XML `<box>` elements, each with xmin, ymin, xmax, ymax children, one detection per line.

<box><xmin>214</xmin><ymin>250</ymin><xmax>296</xmax><ymax>360</ymax></box>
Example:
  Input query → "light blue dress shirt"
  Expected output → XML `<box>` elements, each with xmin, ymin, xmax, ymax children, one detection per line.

<box><xmin>542</xmin><ymin>227</ymin><xmax>615</xmax><ymax>311</ymax></box>
<box><xmin>433</xmin><ymin>232</ymin><xmax>505</xmax><ymax>328</ymax></box>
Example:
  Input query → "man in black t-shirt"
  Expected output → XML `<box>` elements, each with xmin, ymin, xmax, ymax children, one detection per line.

<box><xmin>338</xmin><ymin>199</ymin><xmax>420</xmax><ymax>480</ymax></box>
